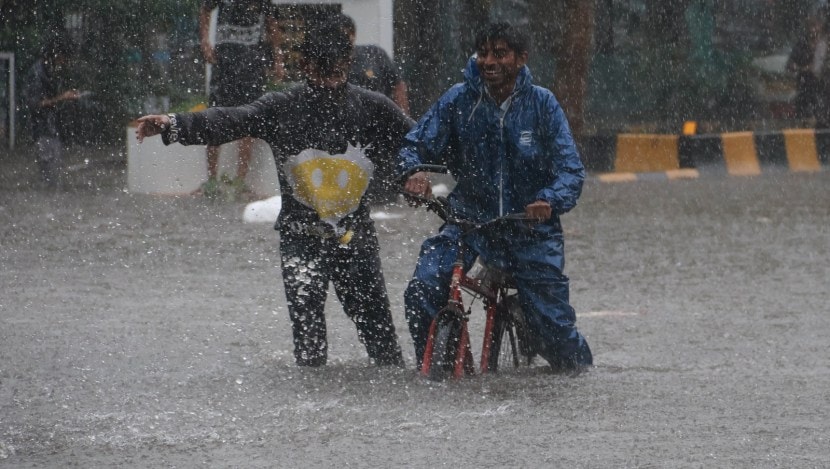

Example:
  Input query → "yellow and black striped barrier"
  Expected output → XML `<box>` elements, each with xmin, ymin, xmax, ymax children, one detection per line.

<box><xmin>583</xmin><ymin>129</ymin><xmax>829</xmax><ymax>182</ymax></box>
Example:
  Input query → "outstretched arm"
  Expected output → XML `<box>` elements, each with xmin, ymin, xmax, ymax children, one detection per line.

<box><xmin>39</xmin><ymin>89</ymin><xmax>81</xmax><ymax>108</ymax></box>
<box><xmin>135</xmin><ymin>93</ymin><xmax>282</xmax><ymax>146</ymax></box>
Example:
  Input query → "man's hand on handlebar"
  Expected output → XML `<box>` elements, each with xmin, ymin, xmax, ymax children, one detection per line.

<box><xmin>525</xmin><ymin>200</ymin><xmax>552</xmax><ymax>221</ymax></box>
<box><xmin>404</xmin><ymin>172</ymin><xmax>433</xmax><ymax>198</ymax></box>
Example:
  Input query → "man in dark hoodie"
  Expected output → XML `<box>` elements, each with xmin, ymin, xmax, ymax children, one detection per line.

<box><xmin>136</xmin><ymin>20</ymin><xmax>412</xmax><ymax>367</ymax></box>
<box><xmin>400</xmin><ymin>22</ymin><xmax>593</xmax><ymax>372</ymax></box>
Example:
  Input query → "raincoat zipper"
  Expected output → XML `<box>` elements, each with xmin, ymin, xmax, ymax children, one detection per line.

<box><xmin>498</xmin><ymin>95</ymin><xmax>514</xmax><ymax>217</ymax></box>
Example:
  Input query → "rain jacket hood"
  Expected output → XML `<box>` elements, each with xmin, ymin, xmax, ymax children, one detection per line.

<box><xmin>399</xmin><ymin>57</ymin><xmax>585</xmax><ymax>223</ymax></box>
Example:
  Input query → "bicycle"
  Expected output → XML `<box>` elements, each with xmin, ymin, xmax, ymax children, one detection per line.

<box><xmin>402</xmin><ymin>165</ymin><xmax>539</xmax><ymax>381</ymax></box>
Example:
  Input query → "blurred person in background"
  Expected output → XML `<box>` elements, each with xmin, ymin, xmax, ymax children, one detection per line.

<box><xmin>332</xmin><ymin>13</ymin><xmax>409</xmax><ymax>115</ymax></box>
<box><xmin>199</xmin><ymin>0</ymin><xmax>284</xmax><ymax>198</ymax></box>
<box><xmin>24</xmin><ymin>36</ymin><xmax>80</xmax><ymax>188</ymax></box>
<box><xmin>787</xmin><ymin>6</ymin><xmax>830</xmax><ymax>127</ymax></box>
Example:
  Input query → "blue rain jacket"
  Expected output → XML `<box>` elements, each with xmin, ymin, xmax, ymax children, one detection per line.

<box><xmin>400</xmin><ymin>59</ymin><xmax>593</xmax><ymax>368</ymax></box>
<box><xmin>398</xmin><ymin>57</ymin><xmax>585</xmax><ymax>224</ymax></box>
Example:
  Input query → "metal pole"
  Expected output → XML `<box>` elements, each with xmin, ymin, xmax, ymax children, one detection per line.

<box><xmin>0</xmin><ymin>52</ymin><xmax>14</xmax><ymax>150</ymax></box>
<box><xmin>9</xmin><ymin>53</ymin><xmax>14</xmax><ymax>150</ymax></box>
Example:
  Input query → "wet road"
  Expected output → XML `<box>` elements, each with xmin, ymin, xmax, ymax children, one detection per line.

<box><xmin>1</xmin><ymin>148</ymin><xmax>829</xmax><ymax>467</ymax></box>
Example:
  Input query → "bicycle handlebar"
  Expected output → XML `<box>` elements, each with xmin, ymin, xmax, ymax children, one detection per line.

<box><xmin>406</xmin><ymin>192</ymin><xmax>537</xmax><ymax>233</ymax></box>
<box><xmin>399</xmin><ymin>164</ymin><xmax>538</xmax><ymax>231</ymax></box>
<box><xmin>399</xmin><ymin>164</ymin><xmax>449</xmax><ymax>180</ymax></box>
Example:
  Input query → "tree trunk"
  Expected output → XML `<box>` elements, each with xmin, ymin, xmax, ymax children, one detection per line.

<box><xmin>549</xmin><ymin>0</ymin><xmax>596</xmax><ymax>138</ymax></box>
<box><xmin>395</xmin><ymin>0</ymin><xmax>490</xmax><ymax>117</ymax></box>
<box><xmin>394</xmin><ymin>0</ymin><xmax>444</xmax><ymax>117</ymax></box>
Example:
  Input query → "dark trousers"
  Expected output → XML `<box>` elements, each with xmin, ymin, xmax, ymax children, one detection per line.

<box><xmin>279</xmin><ymin>222</ymin><xmax>404</xmax><ymax>367</ymax></box>
<box><xmin>404</xmin><ymin>223</ymin><xmax>592</xmax><ymax>370</ymax></box>
<box><xmin>35</xmin><ymin>136</ymin><xmax>64</xmax><ymax>186</ymax></box>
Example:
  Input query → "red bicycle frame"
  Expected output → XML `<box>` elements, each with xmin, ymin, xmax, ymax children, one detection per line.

<box><xmin>419</xmin><ymin>249</ymin><xmax>504</xmax><ymax>380</ymax></box>
<box><xmin>401</xmin><ymin>165</ymin><xmax>531</xmax><ymax>380</ymax></box>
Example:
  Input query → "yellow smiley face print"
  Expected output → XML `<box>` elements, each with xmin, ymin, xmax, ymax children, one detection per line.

<box><xmin>284</xmin><ymin>144</ymin><xmax>374</xmax><ymax>227</ymax></box>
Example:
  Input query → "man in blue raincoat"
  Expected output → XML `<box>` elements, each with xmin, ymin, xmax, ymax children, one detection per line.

<box><xmin>399</xmin><ymin>22</ymin><xmax>592</xmax><ymax>372</ymax></box>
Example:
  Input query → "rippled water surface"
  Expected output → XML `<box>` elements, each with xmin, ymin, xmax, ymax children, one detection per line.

<box><xmin>1</xmin><ymin>148</ymin><xmax>829</xmax><ymax>467</ymax></box>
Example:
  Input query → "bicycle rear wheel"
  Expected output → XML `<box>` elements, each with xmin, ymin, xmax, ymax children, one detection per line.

<box><xmin>486</xmin><ymin>296</ymin><xmax>534</xmax><ymax>372</ymax></box>
<box><xmin>487</xmin><ymin>306</ymin><xmax>516</xmax><ymax>372</ymax></box>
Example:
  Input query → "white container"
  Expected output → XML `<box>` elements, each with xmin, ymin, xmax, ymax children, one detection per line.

<box><xmin>126</xmin><ymin>126</ymin><xmax>279</xmax><ymax>196</ymax></box>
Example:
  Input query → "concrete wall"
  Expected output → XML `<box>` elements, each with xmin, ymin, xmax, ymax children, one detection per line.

<box><xmin>273</xmin><ymin>0</ymin><xmax>395</xmax><ymax>57</ymax></box>
<box><xmin>126</xmin><ymin>127</ymin><xmax>279</xmax><ymax>196</ymax></box>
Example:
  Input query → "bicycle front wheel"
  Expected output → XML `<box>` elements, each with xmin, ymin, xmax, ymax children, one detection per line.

<box><xmin>427</xmin><ymin>318</ymin><xmax>462</xmax><ymax>381</ymax></box>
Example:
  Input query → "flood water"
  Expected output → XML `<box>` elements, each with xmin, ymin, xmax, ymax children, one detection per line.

<box><xmin>1</xmin><ymin>146</ymin><xmax>829</xmax><ymax>467</ymax></box>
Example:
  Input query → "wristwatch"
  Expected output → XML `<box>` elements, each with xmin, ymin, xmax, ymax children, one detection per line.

<box><xmin>163</xmin><ymin>113</ymin><xmax>180</xmax><ymax>144</ymax></box>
